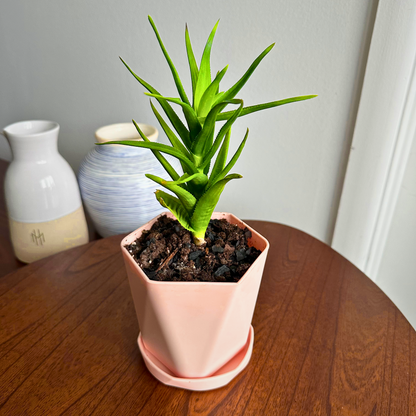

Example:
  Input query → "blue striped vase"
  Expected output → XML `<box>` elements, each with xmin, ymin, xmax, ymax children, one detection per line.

<box><xmin>78</xmin><ymin>123</ymin><xmax>175</xmax><ymax>237</ymax></box>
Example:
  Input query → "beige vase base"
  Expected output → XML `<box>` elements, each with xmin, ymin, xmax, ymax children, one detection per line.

<box><xmin>9</xmin><ymin>206</ymin><xmax>89</xmax><ymax>263</ymax></box>
<box><xmin>138</xmin><ymin>325</ymin><xmax>254</xmax><ymax>391</ymax></box>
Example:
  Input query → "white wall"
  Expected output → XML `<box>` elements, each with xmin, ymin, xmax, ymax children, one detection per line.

<box><xmin>0</xmin><ymin>0</ymin><xmax>376</xmax><ymax>244</ymax></box>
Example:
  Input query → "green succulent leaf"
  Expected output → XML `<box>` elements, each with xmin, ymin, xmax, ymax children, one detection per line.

<box><xmin>209</xmin><ymin>128</ymin><xmax>231</xmax><ymax>182</ymax></box>
<box><xmin>198</xmin><ymin>65</ymin><xmax>228</xmax><ymax>118</ymax></box>
<box><xmin>203</xmin><ymin>161</ymin><xmax>211</xmax><ymax>176</ymax></box>
<box><xmin>212</xmin><ymin>43</ymin><xmax>275</xmax><ymax>107</ymax></box>
<box><xmin>148</xmin><ymin>16</ymin><xmax>190</xmax><ymax>106</ymax></box>
<box><xmin>145</xmin><ymin>93</ymin><xmax>201</xmax><ymax>139</ymax></box>
<box><xmin>146</xmin><ymin>174</ymin><xmax>197</xmax><ymax>212</ymax></box>
<box><xmin>202</xmin><ymin>129</ymin><xmax>214</xmax><ymax>175</ymax></box>
<box><xmin>194</xmin><ymin>20</ymin><xmax>220</xmax><ymax>112</ymax></box>
<box><xmin>209</xmin><ymin>128</ymin><xmax>249</xmax><ymax>187</ymax></box>
<box><xmin>163</xmin><ymin>172</ymin><xmax>206</xmax><ymax>186</ymax></box>
<box><xmin>150</xmin><ymin>101</ymin><xmax>192</xmax><ymax>162</ymax></box>
<box><xmin>199</xmin><ymin>99</ymin><xmax>243</xmax><ymax>168</ymax></box>
<box><xmin>192</xmin><ymin>100</ymin><xmax>228</xmax><ymax>157</ymax></box>
<box><xmin>215</xmin><ymin>95</ymin><xmax>318</xmax><ymax>121</ymax></box>
<box><xmin>185</xmin><ymin>24</ymin><xmax>199</xmax><ymax>105</ymax></box>
<box><xmin>155</xmin><ymin>190</ymin><xmax>195</xmax><ymax>232</ymax></box>
<box><xmin>130</xmin><ymin>120</ymin><xmax>181</xmax><ymax>182</ymax></box>
<box><xmin>214</xmin><ymin>91</ymin><xmax>225</xmax><ymax>103</ymax></box>
<box><xmin>119</xmin><ymin>57</ymin><xmax>191</xmax><ymax>148</ymax></box>
<box><xmin>190</xmin><ymin>173</ymin><xmax>242</xmax><ymax>239</ymax></box>
<box><xmin>98</xmin><ymin>139</ymin><xmax>198</xmax><ymax>173</ymax></box>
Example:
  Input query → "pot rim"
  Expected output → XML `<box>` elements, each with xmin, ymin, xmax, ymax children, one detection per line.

<box><xmin>121</xmin><ymin>211</ymin><xmax>270</xmax><ymax>287</ymax></box>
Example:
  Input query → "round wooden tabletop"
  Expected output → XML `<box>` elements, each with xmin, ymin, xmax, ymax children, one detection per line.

<box><xmin>0</xmin><ymin>221</ymin><xmax>415</xmax><ymax>416</ymax></box>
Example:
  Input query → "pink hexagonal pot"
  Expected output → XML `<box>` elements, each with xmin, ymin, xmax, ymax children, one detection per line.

<box><xmin>121</xmin><ymin>212</ymin><xmax>269</xmax><ymax>380</ymax></box>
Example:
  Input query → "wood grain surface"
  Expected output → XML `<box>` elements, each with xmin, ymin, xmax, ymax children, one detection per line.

<box><xmin>0</xmin><ymin>220</ymin><xmax>415</xmax><ymax>415</ymax></box>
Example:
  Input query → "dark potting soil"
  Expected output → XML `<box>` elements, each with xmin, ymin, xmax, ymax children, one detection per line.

<box><xmin>125</xmin><ymin>215</ymin><xmax>262</xmax><ymax>282</ymax></box>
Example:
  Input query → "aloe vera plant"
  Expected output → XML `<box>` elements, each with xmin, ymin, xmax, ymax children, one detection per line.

<box><xmin>101</xmin><ymin>16</ymin><xmax>316</xmax><ymax>245</ymax></box>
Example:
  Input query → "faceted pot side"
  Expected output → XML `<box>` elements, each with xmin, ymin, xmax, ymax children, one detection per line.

<box><xmin>121</xmin><ymin>212</ymin><xmax>269</xmax><ymax>378</ymax></box>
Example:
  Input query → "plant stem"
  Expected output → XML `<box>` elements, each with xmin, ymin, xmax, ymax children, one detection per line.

<box><xmin>193</xmin><ymin>236</ymin><xmax>206</xmax><ymax>246</ymax></box>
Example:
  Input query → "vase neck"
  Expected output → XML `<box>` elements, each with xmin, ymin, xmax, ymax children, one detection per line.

<box><xmin>3</xmin><ymin>120</ymin><xmax>60</xmax><ymax>162</ymax></box>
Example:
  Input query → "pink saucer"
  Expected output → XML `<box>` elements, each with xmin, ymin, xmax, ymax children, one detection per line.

<box><xmin>137</xmin><ymin>325</ymin><xmax>254</xmax><ymax>391</ymax></box>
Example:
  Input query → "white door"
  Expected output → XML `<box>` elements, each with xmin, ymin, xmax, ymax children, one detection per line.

<box><xmin>376</xmin><ymin>139</ymin><xmax>416</xmax><ymax>327</ymax></box>
<box><xmin>332</xmin><ymin>0</ymin><xmax>416</xmax><ymax>328</ymax></box>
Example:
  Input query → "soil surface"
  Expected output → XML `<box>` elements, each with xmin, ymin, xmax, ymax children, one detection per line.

<box><xmin>125</xmin><ymin>215</ymin><xmax>262</xmax><ymax>282</ymax></box>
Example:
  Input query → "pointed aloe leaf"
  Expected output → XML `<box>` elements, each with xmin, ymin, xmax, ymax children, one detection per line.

<box><xmin>215</xmin><ymin>95</ymin><xmax>318</xmax><ymax>121</ymax></box>
<box><xmin>202</xmin><ymin>128</ymin><xmax>214</xmax><ymax>175</ymax></box>
<box><xmin>98</xmin><ymin>139</ymin><xmax>198</xmax><ymax>173</ymax></box>
<box><xmin>214</xmin><ymin>77</ymin><xmax>220</xmax><ymax>95</ymax></box>
<box><xmin>150</xmin><ymin>102</ymin><xmax>192</xmax><ymax>176</ymax></box>
<box><xmin>198</xmin><ymin>65</ymin><xmax>228</xmax><ymax>118</ymax></box>
<box><xmin>214</xmin><ymin>91</ymin><xmax>225</xmax><ymax>104</ymax></box>
<box><xmin>163</xmin><ymin>172</ymin><xmax>203</xmax><ymax>185</ymax></box>
<box><xmin>209</xmin><ymin>128</ymin><xmax>249</xmax><ymax>187</ymax></box>
<box><xmin>199</xmin><ymin>99</ymin><xmax>243</xmax><ymax>168</ymax></box>
<box><xmin>150</xmin><ymin>101</ymin><xmax>192</xmax><ymax>159</ymax></box>
<box><xmin>146</xmin><ymin>173</ymin><xmax>197</xmax><ymax>212</ymax></box>
<box><xmin>120</xmin><ymin>57</ymin><xmax>191</xmax><ymax>148</ymax></box>
<box><xmin>145</xmin><ymin>93</ymin><xmax>201</xmax><ymax>138</ymax></box>
<box><xmin>203</xmin><ymin>161</ymin><xmax>211</xmax><ymax>176</ymax></box>
<box><xmin>210</xmin><ymin>128</ymin><xmax>231</xmax><ymax>182</ymax></box>
<box><xmin>148</xmin><ymin>16</ymin><xmax>190</xmax><ymax>106</ymax></box>
<box><xmin>131</xmin><ymin>120</ymin><xmax>180</xmax><ymax>182</ymax></box>
<box><xmin>212</xmin><ymin>43</ymin><xmax>275</xmax><ymax>107</ymax></box>
<box><xmin>155</xmin><ymin>190</ymin><xmax>194</xmax><ymax>232</ymax></box>
<box><xmin>185</xmin><ymin>24</ymin><xmax>199</xmax><ymax>105</ymax></box>
<box><xmin>190</xmin><ymin>173</ymin><xmax>242</xmax><ymax>239</ymax></box>
<box><xmin>164</xmin><ymin>172</ymin><xmax>208</xmax><ymax>187</ymax></box>
<box><xmin>194</xmin><ymin>20</ymin><xmax>219</xmax><ymax>112</ymax></box>
<box><xmin>192</xmin><ymin>100</ymin><xmax>228</xmax><ymax>157</ymax></box>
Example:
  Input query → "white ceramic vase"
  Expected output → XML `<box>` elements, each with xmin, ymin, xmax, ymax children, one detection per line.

<box><xmin>2</xmin><ymin>120</ymin><xmax>89</xmax><ymax>263</ymax></box>
<box><xmin>78</xmin><ymin>123</ymin><xmax>173</xmax><ymax>237</ymax></box>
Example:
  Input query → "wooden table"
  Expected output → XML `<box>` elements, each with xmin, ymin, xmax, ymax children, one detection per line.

<box><xmin>1</xmin><ymin>159</ymin><xmax>416</xmax><ymax>415</ymax></box>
